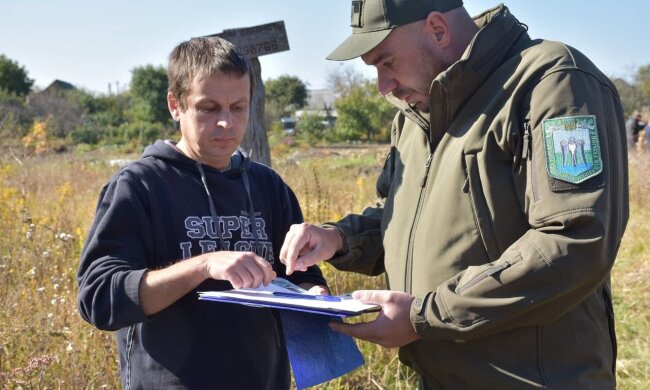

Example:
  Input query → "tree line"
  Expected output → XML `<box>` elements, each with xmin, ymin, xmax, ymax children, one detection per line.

<box><xmin>0</xmin><ymin>55</ymin><xmax>175</xmax><ymax>152</ymax></box>
<box><xmin>2</xmin><ymin>52</ymin><xmax>648</xmax><ymax>154</ymax></box>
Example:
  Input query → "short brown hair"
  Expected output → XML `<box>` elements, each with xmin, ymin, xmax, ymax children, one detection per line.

<box><xmin>167</xmin><ymin>36</ymin><xmax>255</xmax><ymax>109</ymax></box>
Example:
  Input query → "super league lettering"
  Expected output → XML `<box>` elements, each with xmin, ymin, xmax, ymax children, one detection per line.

<box><xmin>202</xmin><ymin>216</ymin><xmax>218</xmax><ymax>238</ymax></box>
<box><xmin>252</xmin><ymin>215</ymin><xmax>268</xmax><ymax>240</ymax></box>
<box><xmin>239</xmin><ymin>213</ymin><xmax>268</xmax><ymax>240</ymax></box>
<box><xmin>179</xmin><ymin>240</ymin><xmax>272</xmax><ymax>262</ymax></box>
<box><xmin>199</xmin><ymin>240</ymin><xmax>218</xmax><ymax>253</ymax></box>
<box><xmin>185</xmin><ymin>215</ymin><xmax>267</xmax><ymax>240</ymax></box>
<box><xmin>221</xmin><ymin>216</ymin><xmax>240</xmax><ymax>239</ymax></box>
<box><xmin>234</xmin><ymin>241</ymin><xmax>274</xmax><ymax>261</ymax></box>
<box><xmin>180</xmin><ymin>242</ymin><xmax>192</xmax><ymax>259</ymax></box>
<box><xmin>180</xmin><ymin>213</ymin><xmax>272</xmax><ymax>262</ymax></box>
<box><xmin>185</xmin><ymin>216</ymin><xmax>206</xmax><ymax>239</ymax></box>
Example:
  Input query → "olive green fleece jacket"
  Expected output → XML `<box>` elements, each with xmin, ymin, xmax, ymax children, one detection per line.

<box><xmin>326</xmin><ymin>5</ymin><xmax>628</xmax><ymax>389</ymax></box>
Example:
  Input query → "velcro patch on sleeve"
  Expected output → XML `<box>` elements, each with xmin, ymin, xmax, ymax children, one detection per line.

<box><xmin>542</xmin><ymin>115</ymin><xmax>603</xmax><ymax>185</ymax></box>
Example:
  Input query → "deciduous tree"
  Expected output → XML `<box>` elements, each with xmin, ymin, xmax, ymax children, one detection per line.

<box><xmin>0</xmin><ymin>54</ymin><xmax>33</xmax><ymax>96</ymax></box>
<box><xmin>130</xmin><ymin>65</ymin><xmax>170</xmax><ymax>125</ymax></box>
<box><xmin>334</xmin><ymin>79</ymin><xmax>393</xmax><ymax>142</ymax></box>
<box><xmin>265</xmin><ymin>75</ymin><xmax>308</xmax><ymax>116</ymax></box>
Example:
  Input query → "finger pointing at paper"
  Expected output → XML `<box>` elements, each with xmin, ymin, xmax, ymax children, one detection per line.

<box><xmin>329</xmin><ymin>290</ymin><xmax>420</xmax><ymax>348</ymax></box>
<box><xmin>279</xmin><ymin>223</ymin><xmax>344</xmax><ymax>275</ymax></box>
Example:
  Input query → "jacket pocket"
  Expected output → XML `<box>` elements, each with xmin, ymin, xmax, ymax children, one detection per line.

<box><xmin>521</xmin><ymin>120</ymin><xmax>540</xmax><ymax>203</ymax></box>
<box><xmin>463</xmin><ymin>154</ymin><xmax>501</xmax><ymax>261</ymax></box>
<box><xmin>455</xmin><ymin>259</ymin><xmax>514</xmax><ymax>295</ymax></box>
<box><xmin>602</xmin><ymin>284</ymin><xmax>617</xmax><ymax>375</ymax></box>
<box><xmin>376</xmin><ymin>147</ymin><xmax>396</xmax><ymax>199</ymax></box>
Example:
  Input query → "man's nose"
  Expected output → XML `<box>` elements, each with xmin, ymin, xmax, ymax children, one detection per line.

<box><xmin>377</xmin><ymin>70</ymin><xmax>398</xmax><ymax>96</ymax></box>
<box><xmin>216</xmin><ymin>110</ymin><xmax>232</xmax><ymax>128</ymax></box>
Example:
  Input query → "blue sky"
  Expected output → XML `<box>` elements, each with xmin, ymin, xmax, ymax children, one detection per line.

<box><xmin>1</xmin><ymin>0</ymin><xmax>648</xmax><ymax>94</ymax></box>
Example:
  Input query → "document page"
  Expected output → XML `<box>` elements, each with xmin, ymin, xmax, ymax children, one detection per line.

<box><xmin>198</xmin><ymin>278</ymin><xmax>380</xmax><ymax>317</ymax></box>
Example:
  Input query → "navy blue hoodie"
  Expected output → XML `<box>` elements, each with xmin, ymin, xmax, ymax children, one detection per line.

<box><xmin>77</xmin><ymin>140</ymin><xmax>326</xmax><ymax>389</ymax></box>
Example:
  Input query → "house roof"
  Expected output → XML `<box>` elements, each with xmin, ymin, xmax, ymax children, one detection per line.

<box><xmin>42</xmin><ymin>79</ymin><xmax>76</xmax><ymax>94</ymax></box>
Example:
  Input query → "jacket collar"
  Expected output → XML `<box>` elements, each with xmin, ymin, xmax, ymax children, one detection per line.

<box><xmin>387</xmin><ymin>4</ymin><xmax>530</xmax><ymax>149</ymax></box>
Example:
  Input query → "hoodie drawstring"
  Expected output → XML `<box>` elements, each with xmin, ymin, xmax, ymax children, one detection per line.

<box><xmin>195</xmin><ymin>160</ymin><xmax>260</xmax><ymax>256</ymax></box>
<box><xmin>241</xmin><ymin>167</ymin><xmax>261</xmax><ymax>255</ymax></box>
<box><xmin>196</xmin><ymin>163</ymin><xmax>227</xmax><ymax>250</ymax></box>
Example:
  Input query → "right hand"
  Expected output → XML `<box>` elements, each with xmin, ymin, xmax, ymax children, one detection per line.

<box><xmin>204</xmin><ymin>251</ymin><xmax>276</xmax><ymax>289</ymax></box>
<box><xmin>279</xmin><ymin>223</ymin><xmax>343</xmax><ymax>275</ymax></box>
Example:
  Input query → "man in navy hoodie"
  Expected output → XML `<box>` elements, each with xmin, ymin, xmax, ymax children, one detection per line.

<box><xmin>77</xmin><ymin>36</ymin><xmax>327</xmax><ymax>389</ymax></box>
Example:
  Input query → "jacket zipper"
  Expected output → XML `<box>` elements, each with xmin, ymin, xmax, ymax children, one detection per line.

<box><xmin>456</xmin><ymin>261</ymin><xmax>511</xmax><ymax>295</ymax></box>
<box><xmin>462</xmin><ymin>168</ymin><xmax>470</xmax><ymax>193</ymax></box>
<box><xmin>522</xmin><ymin>121</ymin><xmax>538</xmax><ymax>202</ymax></box>
<box><xmin>462</xmin><ymin>155</ymin><xmax>502</xmax><ymax>261</ymax></box>
<box><xmin>405</xmin><ymin>153</ymin><xmax>433</xmax><ymax>293</ymax></box>
<box><xmin>401</xmin><ymin>79</ymin><xmax>440</xmax><ymax>293</ymax></box>
<box><xmin>462</xmin><ymin>163</ymin><xmax>487</xmax><ymax>257</ymax></box>
<box><xmin>420</xmin><ymin>154</ymin><xmax>434</xmax><ymax>187</ymax></box>
<box><xmin>522</xmin><ymin>121</ymin><xmax>531</xmax><ymax>160</ymax></box>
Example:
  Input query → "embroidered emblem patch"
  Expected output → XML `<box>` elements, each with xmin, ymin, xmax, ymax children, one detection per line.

<box><xmin>351</xmin><ymin>1</ymin><xmax>363</xmax><ymax>27</ymax></box>
<box><xmin>542</xmin><ymin>115</ymin><xmax>602</xmax><ymax>184</ymax></box>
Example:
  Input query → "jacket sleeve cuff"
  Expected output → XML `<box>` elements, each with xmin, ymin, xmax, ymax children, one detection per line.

<box><xmin>318</xmin><ymin>221</ymin><xmax>385</xmax><ymax>276</ymax></box>
<box><xmin>410</xmin><ymin>291</ymin><xmax>435</xmax><ymax>336</ymax></box>
<box><xmin>319</xmin><ymin>223</ymin><xmax>349</xmax><ymax>256</ymax></box>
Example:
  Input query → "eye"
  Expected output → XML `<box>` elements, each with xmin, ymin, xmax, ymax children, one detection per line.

<box><xmin>232</xmin><ymin>104</ymin><xmax>247</xmax><ymax>113</ymax></box>
<box><xmin>197</xmin><ymin>105</ymin><xmax>218</xmax><ymax>114</ymax></box>
<box><xmin>382</xmin><ymin>58</ymin><xmax>394</xmax><ymax>69</ymax></box>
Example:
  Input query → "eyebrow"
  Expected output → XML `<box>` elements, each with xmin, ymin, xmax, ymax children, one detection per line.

<box><xmin>194</xmin><ymin>96</ymin><xmax>249</xmax><ymax>105</ymax></box>
<box><xmin>365</xmin><ymin>51</ymin><xmax>391</xmax><ymax>67</ymax></box>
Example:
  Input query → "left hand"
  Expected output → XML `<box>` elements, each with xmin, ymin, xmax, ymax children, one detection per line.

<box><xmin>298</xmin><ymin>283</ymin><xmax>330</xmax><ymax>296</ymax></box>
<box><xmin>329</xmin><ymin>290</ymin><xmax>420</xmax><ymax>348</ymax></box>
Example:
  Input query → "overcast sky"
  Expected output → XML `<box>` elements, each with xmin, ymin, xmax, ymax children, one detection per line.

<box><xmin>2</xmin><ymin>0</ymin><xmax>648</xmax><ymax>94</ymax></box>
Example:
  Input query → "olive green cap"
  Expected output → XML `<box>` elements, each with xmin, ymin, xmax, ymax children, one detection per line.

<box><xmin>327</xmin><ymin>0</ymin><xmax>463</xmax><ymax>61</ymax></box>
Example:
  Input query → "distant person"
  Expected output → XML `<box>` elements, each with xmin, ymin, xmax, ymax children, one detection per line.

<box><xmin>77</xmin><ymin>36</ymin><xmax>327</xmax><ymax>389</ymax></box>
<box><xmin>645</xmin><ymin>118</ymin><xmax>650</xmax><ymax>152</ymax></box>
<box><xmin>626</xmin><ymin>113</ymin><xmax>646</xmax><ymax>150</ymax></box>
<box><xmin>280</xmin><ymin>0</ymin><xmax>628</xmax><ymax>388</ymax></box>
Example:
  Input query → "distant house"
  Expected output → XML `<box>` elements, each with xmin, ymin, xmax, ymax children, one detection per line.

<box><xmin>306</xmin><ymin>89</ymin><xmax>337</xmax><ymax>110</ymax></box>
<box><xmin>41</xmin><ymin>79</ymin><xmax>76</xmax><ymax>95</ymax></box>
<box><xmin>26</xmin><ymin>79</ymin><xmax>77</xmax><ymax>104</ymax></box>
<box><xmin>295</xmin><ymin>89</ymin><xmax>338</xmax><ymax>127</ymax></box>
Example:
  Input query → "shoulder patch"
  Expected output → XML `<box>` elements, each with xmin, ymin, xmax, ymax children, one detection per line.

<box><xmin>542</xmin><ymin>115</ymin><xmax>602</xmax><ymax>184</ymax></box>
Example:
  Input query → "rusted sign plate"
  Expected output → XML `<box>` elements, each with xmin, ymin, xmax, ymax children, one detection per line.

<box><xmin>209</xmin><ymin>21</ymin><xmax>289</xmax><ymax>58</ymax></box>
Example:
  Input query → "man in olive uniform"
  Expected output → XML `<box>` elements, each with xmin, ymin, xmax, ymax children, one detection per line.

<box><xmin>626</xmin><ymin>112</ymin><xmax>646</xmax><ymax>150</ymax></box>
<box><xmin>280</xmin><ymin>0</ymin><xmax>628</xmax><ymax>388</ymax></box>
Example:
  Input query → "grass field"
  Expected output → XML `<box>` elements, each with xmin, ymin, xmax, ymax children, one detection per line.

<box><xmin>0</xmin><ymin>144</ymin><xmax>648</xmax><ymax>389</ymax></box>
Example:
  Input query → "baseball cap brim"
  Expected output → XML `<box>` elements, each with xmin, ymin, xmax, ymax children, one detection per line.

<box><xmin>326</xmin><ymin>28</ymin><xmax>393</xmax><ymax>61</ymax></box>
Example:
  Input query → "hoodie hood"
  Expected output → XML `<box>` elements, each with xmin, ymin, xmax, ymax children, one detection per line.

<box><xmin>141</xmin><ymin>139</ymin><xmax>250</xmax><ymax>178</ymax></box>
<box><xmin>142</xmin><ymin>139</ymin><xmax>257</xmax><ymax>250</ymax></box>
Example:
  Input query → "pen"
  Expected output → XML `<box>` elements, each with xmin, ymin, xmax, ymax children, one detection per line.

<box><xmin>272</xmin><ymin>291</ymin><xmax>341</xmax><ymax>302</ymax></box>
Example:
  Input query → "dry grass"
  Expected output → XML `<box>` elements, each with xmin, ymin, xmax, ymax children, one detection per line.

<box><xmin>0</xmin><ymin>144</ymin><xmax>648</xmax><ymax>389</ymax></box>
<box><xmin>613</xmin><ymin>153</ymin><xmax>650</xmax><ymax>389</ymax></box>
<box><xmin>0</xmin><ymin>148</ymin><xmax>125</xmax><ymax>388</ymax></box>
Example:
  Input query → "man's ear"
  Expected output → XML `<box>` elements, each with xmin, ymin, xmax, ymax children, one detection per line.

<box><xmin>424</xmin><ymin>12</ymin><xmax>451</xmax><ymax>48</ymax></box>
<box><xmin>167</xmin><ymin>91</ymin><xmax>181</xmax><ymax>121</ymax></box>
